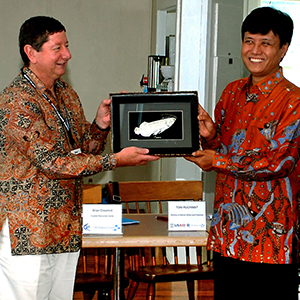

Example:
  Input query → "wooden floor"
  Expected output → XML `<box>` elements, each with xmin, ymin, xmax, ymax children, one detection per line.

<box><xmin>73</xmin><ymin>279</ymin><xmax>214</xmax><ymax>300</ymax></box>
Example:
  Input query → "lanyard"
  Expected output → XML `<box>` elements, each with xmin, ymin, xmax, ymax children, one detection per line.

<box><xmin>21</xmin><ymin>69</ymin><xmax>76</xmax><ymax>147</ymax></box>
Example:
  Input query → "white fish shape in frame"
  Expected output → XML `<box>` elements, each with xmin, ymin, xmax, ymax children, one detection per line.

<box><xmin>134</xmin><ymin>116</ymin><xmax>177</xmax><ymax>137</ymax></box>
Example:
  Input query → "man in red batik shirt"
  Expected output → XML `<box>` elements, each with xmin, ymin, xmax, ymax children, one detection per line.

<box><xmin>186</xmin><ymin>7</ymin><xmax>300</xmax><ymax>300</ymax></box>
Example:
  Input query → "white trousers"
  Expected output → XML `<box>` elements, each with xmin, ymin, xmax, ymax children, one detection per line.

<box><xmin>0</xmin><ymin>219</ymin><xmax>80</xmax><ymax>300</ymax></box>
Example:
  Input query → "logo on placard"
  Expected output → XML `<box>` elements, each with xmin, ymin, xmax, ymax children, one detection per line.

<box><xmin>83</xmin><ymin>223</ymin><xmax>91</xmax><ymax>231</ymax></box>
<box><xmin>169</xmin><ymin>223</ymin><xmax>187</xmax><ymax>228</ymax></box>
<box><xmin>113</xmin><ymin>225</ymin><xmax>121</xmax><ymax>231</ymax></box>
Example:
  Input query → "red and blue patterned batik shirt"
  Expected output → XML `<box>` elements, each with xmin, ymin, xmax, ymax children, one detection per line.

<box><xmin>204</xmin><ymin>68</ymin><xmax>300</xmax><ymax>264</ymax></box>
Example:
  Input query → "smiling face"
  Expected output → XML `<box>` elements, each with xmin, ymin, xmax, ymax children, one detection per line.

<box><xmin>25</xmin><ymin>31</ymin><xmax>72</xmax><ymax>91</ymax></box>
<box><xmin>241</xmin><ymin>31</ymin><xmax>289</xmax><ymax>86</ymax></box>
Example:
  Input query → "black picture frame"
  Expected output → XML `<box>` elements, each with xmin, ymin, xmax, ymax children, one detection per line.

<box><xmin>110</xmin><ymin>91</ymin><xmax>200</xmax><ymax>156</ymax></box>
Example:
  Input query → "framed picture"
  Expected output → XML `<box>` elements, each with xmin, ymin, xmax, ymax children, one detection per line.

<box><xmin>110</xmin><ymin>91</ymin><xmax>200</xmax><ymax>156</ymax></box>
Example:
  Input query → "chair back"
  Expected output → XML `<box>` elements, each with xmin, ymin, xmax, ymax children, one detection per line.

<box><xmin>107</xmin><ymin>180</ymin><xmax>203</xmax><ymax>213</ymax></box>
<box><xmin>106</xmin><ymin>180</ymin><xmax>210</xmax><ymax>267</ymax></box>
<box><xmin>82</xmin><ymin>184</ymin><xmax>102</xmax><ymax>204</ymax></box>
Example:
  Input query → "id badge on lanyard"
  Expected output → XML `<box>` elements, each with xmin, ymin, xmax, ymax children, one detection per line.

<box><xmin>22</xmin><ymin>69</ymin><xmax>82</xmax><ymax>154</ymax></box>
<box><xmin>71</xmin><ymin>148</ymin><xmax>82</xmax><ymax>155</ymax></box>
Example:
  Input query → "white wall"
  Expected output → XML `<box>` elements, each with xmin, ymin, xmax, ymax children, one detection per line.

<box><xmin>0</xmin><ymin>0</ymin><xmax>161</xmax><ymax>184</ymax></box>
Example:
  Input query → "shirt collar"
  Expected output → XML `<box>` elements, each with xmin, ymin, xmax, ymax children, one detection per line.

<box><xmin>21</xmin><ymin>67</ymin><xmax>65</xmax><ymax>94</ymax></box>
<box><xmin>243</xmin><ymin>67</ymin><xmax>284</xmax><ymax>98</ymax></box>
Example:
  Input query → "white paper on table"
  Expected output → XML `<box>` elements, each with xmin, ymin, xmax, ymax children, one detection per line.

<box><xmin>82</xmin><ymin>204</ymin><xmax>122</xmax><ymax>234</ymax></box>
<box><xmin>168</xmin><ymin>201</ymin><xmax>206</xmax><ymax>231</ymax></box>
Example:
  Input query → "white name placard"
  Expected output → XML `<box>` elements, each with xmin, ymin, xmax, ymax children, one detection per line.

<box><xmin>168</xmin><ymin>201</ymin><xmax>206</xmax><ymax>231</ymax></box>
<box><xmin>82</xmin><ymin>204</ymin><xmax>122</xmax><ymax>234</ymax></box>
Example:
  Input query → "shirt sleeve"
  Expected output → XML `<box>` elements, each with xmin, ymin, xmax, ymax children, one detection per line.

<box><xmin>210</xmin><ymin>92</ymin><xmax>300</xmax><ymax>181</ymax></box>
<box><xmin>4</xmin><ymin>89</ymin><xmax>116</xmax><ymax>180</ymax></box>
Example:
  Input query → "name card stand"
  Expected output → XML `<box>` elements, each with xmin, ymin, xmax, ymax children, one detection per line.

<box><xmin>168</xmin><ymin>201</ymin><xmax>206</xmax><ymax>231</ymax></box>
<box><xmin>82</xmin><ymin>204</ymin><xmax>122</xmax><ymax>234</ymax></box>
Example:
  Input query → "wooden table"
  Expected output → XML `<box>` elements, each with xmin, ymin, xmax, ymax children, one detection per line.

<box><xmin>82</xmin><ymin>214</ymin><xmax>208</xmax><ymax>300</ymax></box>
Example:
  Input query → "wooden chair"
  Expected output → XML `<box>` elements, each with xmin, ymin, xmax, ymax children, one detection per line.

<box><xmin>74</xmin><ymin>184</ymin><xmax>115</xmax><ymax>300</ymax></box>
<box><xmin>107</xmin><ymin>181</ymin><xmax>214</xmax><ymax>300</ymax></box>
<box><xmin>74</xmin><ymin>248</ymin><xmax>114</xmax><ymax>300</ymax></box>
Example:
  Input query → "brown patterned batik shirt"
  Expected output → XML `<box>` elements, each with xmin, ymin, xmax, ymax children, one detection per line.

<box><xmin>0</xmin><ymin>67</ymin><xmax>116</xmax><ymax>255</ymax></box>
<box><xmin>204</xmin><ymin>68</ymin><xmax>300</xmax><ymax>264</ymax></box>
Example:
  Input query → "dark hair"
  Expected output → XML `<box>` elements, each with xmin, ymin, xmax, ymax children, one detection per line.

<box><xmin>19</xmin><ymin>16</ymin><xmax>66</xmax><ymax>66</ymax></box>
<box><xmin>241</xmin><ymin>7</ymin><xmax>293</xmax><ymax>47</ymax></box>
